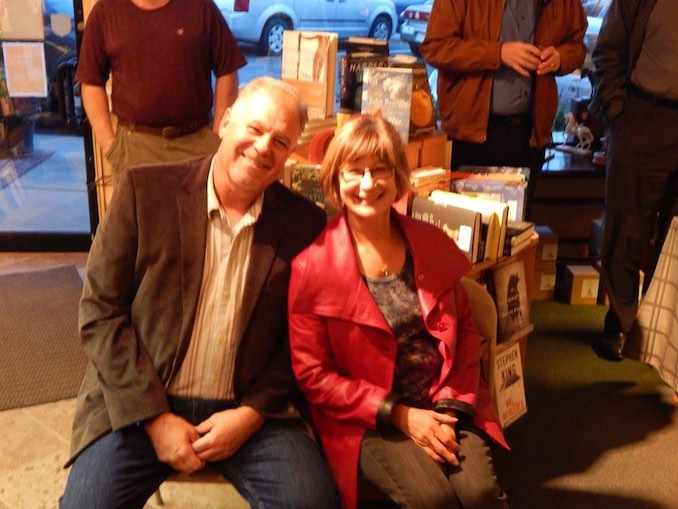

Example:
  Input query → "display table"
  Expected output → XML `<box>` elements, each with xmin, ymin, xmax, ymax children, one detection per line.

<box><xmin>531</xmin><ymin>148</ymin><xmax>605</xmax><ymax>262</ymax></box>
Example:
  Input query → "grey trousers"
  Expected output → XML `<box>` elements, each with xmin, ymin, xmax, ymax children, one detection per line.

<box><xmin>360</xmin><ymin>426</ymin><xmax>508</xmax><ymax>509</ymax></box>
<box><xmin>602</xmin><ymin>91</ymin><xmax>678</xmax><ymax>334</ymax></box>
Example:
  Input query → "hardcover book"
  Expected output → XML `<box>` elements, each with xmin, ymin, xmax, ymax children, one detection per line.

<box><xmin>360</xmin><ymin>66</ymin><xmax>413</xmax><ymax>143</ymax></box>
<box><xmin>282</xmin><ymin>30</ymin><xmax>338</xmax><ymax>120</ymax></box>
<box><xmin>451</xmin><ymin>177</ymin><xmax>528</xmax><ymax>222</ymax></box>
<box><xmin>410</xmin><ymin>196</ymin><xmax>482</xmax><ymax>263</ymax></box>
<box><xmin>409</xmin><ymin>167</ymin><xmax>451</xmax><ymax>197</ymax></box>
<box><xmin>429</xmin><ymin>190</ymin><xmax>509</xmax><ymax>261</ymax></box>
<box><xmin>503</xmin><ymin>233</ymin><xmax>536</xmax><ymax>257</ymax></box>
<box><xmin>344</xmin><ymin>36</ymin><xmax>389</xmax><ymax>56</ymax></box>
<box><xmin>490</xmin><ymin>258</ymin><xmax>534</xmax><ymax>344</ymax></box>
<box><xmin>284</xmin><ymin>161</ymin><xmax>338</xmax><ymax>217</ymax></box>
<box><xmin>493</xmin><ymin>340</ymin><xmax>527</xmax><ymax>428</ymax></box>
<box><xmin>457</xmin><ymin>165</ymin><xmax>531</xmax><ymax>180</ymax></box>
<box><xmin>504</xmin><ymin>220</ymin><xmax>536</xmax><ymax>251</ymax></box>
<box><xmin>388</xmin><ymin>55</ymin><xmax>437</xmax><ymax>137</ymax></box>
<box><xmin>339</xmin><ymin>51</ymin><xmax>389</xmax><ymax>111</ymax></box>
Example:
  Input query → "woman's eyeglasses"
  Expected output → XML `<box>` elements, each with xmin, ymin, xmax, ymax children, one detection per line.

<box><xmin>340</xmin><ymin>166</ymin><xmax>395</xmax><ymax>183</ymax></box>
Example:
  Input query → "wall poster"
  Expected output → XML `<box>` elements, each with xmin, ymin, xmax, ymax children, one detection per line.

<box><xmin>0</xmin><ymin>0</ymin><xmax>44</xmax><ymax>41</ymax></box>
<box><xmin>2</xmin><ymin>42</ymin><xmax>48</xmax><ymax>97</ymax></box>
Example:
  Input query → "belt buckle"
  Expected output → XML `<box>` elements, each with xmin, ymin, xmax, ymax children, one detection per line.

<box><xmin>161</xmin><ymin>126</ymin><xmax>177</xmax><ymax>139</ymax></box>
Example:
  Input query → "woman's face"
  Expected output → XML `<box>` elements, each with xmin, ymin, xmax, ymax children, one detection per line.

<box><xmin>338</xmin><ymin>155</ymin><xmax>398</xmax><ymax>221</ymax></box>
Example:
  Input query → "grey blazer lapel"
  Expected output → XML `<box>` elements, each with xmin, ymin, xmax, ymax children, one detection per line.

<box><xmin>238</xmin><ymin>186</ymin><xmax>287</xmax><ymax>334</ymax></box>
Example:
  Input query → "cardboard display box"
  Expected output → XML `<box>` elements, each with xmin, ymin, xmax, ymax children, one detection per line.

<box><xmin>532</xmin><ymin>264</ymin><xmax>557</xmax><ymax>301</ymax></box>
<box><xmin>535</xmin><ymin>225</ymin><xmax>558</xmax><ymax>266</ymax></box>
<box><xmin>419</xmin><ymin>132</ymin><xmax>448</xmax><ymax>168</ymax></box>
<box><xmin>564</xmin><ymin>264</ymin><xmax>600</xmax><ymax>305</ymax></box>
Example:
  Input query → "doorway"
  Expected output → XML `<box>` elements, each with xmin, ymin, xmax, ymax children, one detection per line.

<box><xmin>0</xmin><ymin>0</ymin><xmax>94</xmax><ymax>251</ymax></box>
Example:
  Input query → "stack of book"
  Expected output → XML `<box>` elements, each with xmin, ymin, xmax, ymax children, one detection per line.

<box><xmin>409</xmin><ymin>167</ymin><xmax>451</xmax><ymax>197</ymax></box>
<box><xmin>429</xmin><ymin>190</ymin><xmax>509</xmax><ymax>262</ymax></box>
<box><xmin>410</xmin><ymin>195</ymin><xmax>481</xmax><ymax>264</ymax></box>
<box><xmin>297</xmin><ymin>117</ymin><xmax>337</xmax><ymax>146</ymax></box>
<box><xmin>282</xmin><ymin>30</ymin><xmax>339</xmax><ymax>120</ymax></box>
<box><xmin>503</xmin><ymin>220</ymin><xmax>536</xmax><ymax>257</ymax></box>
<box><xmin>450</xmin><ymin>166</ymin><xmax>530</xmax><ymax>222</ymax></box>
<box><xmin>339</xmin><ymin>37</ymin><xmax>390</xmax><ymax>112</ymax></box>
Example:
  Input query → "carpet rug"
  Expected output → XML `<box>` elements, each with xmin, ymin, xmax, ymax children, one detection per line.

<box><xmin>0</xmin><ymin>265</ymin><xmax>87</xmax><ymax>411</ymax></box>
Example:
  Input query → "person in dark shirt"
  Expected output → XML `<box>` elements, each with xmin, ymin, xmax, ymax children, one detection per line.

<box><xmin>76</xmin><ymin>0</ymin><xmax>246</xmax><ymax>178</ymax></box>
<box><xmin>589</xmin><ymin>0</ymin><xmax>678</xmax><ymax>361</ymax></box>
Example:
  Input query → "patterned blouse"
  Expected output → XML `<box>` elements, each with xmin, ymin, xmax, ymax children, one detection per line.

<box><xmin>364</xmin><ymin>251</ymin><xmax>443</xmax><ymax>408</ymax></box>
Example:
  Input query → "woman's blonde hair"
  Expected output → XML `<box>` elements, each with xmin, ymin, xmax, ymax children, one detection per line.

<box><xmin>320</xmin><ymin>115</ymin><xmax>411</xmax><ymax>209</ymax></box>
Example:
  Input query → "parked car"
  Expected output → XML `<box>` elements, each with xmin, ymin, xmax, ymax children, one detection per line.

<box><xmin>398</xmin><ymin>0</ymin><xmax>432</xmax><ymax>55</ymax></box>
<box><xmin>214</xmin><ymin>0</ymin><xmax>398</xmax><ymax>56</ymax></box>
<box><xmin>394</xmin><ymin>0</ymin><xmax>425</xmax><ymax>30</ymax></box>
<box><xmin>394</xmin><ymin>0</ymin><xmax>425</xmax><ymax>16</ymax></box>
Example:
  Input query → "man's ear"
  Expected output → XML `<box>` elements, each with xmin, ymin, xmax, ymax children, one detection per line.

<box><xmin>218</xmin><ymin>108</ymin><xmax>231</xmax><ymax>139</ymax></box>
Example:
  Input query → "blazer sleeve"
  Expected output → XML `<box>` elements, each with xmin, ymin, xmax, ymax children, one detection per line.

<box><xmin>79</xmin><ymin>170</ymin><xmax>169</xmax><ymax>430</ymax></box>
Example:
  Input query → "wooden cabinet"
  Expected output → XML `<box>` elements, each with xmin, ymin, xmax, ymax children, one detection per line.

<box><xmin>530</xmin><ymin>150</ymin><xmax>605</xmax><ymax>263</ymax></box>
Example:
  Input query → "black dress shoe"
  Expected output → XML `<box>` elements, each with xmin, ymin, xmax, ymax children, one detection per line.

<box><xmin>592</xmin><ymin>332</ymin><xmax>626</xmax><ymax>361</ymax></box>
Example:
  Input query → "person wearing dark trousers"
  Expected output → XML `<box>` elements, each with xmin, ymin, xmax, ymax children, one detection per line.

<box><xmin>59</xmin><ymin>77</ymin><xmax>339</xmax><ymax>509</ymax></box>
<box><xmin>420</xmin><ymin>0</ymin><xmax>587</xmax><ymax>220</ymax></box>
<box><xmin>589</xmin><ymin>0</ymin><xmax>678</xmax><ymax>361</ymax></box>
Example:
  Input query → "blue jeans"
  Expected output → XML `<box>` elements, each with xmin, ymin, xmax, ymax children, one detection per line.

<box><xmin>60</xmin><ymin>398</ymin><xmax>339</xmax><ymax>509</ymax></box>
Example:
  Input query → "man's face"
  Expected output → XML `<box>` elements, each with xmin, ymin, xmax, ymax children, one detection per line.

<box><xmin>215</xmin><ymin>91</ymin><xmax>301</xmax><ymax>201</ymax></box>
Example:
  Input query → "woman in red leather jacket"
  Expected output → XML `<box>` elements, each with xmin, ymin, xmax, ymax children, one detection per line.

<box><xmin>288</xmin><ymin>115</ymin><xmax>509</xmax><ymax>509</ymax></box>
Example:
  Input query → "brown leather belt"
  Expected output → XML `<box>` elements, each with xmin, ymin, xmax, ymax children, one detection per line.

<box><xmin>117</xmin><ymin>118</ymin><xmax>209</xmax><ymax>139</ymax></box>
<box><xmin>629</xmin><ymin>85</ymin><xmax>678</xmax><ymax>110</ymax></box>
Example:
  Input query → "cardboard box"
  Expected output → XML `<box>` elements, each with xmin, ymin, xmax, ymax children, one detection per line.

<box><xmin>419</xmin><ymin>132</ymin><xmax>448</xmax><ymax>168</ymax></box>
<box><xmin>564</xmin><ymin>264</ymin><xmax>600</xmax><ymax>305</ymax></box>
<box><xmin>531</xmin><ymin>264</ymin><xmax>557</xmax><ymax>301</ymax></box>
<box><xmin>405</xmin><ymin>138</ymin><xmax>422</xmax><ymax>170</ymax></box>
<box><xmin>535</xmin><ymin>225</ymin><xmax>558</xmax><ymax>266</ymax></box>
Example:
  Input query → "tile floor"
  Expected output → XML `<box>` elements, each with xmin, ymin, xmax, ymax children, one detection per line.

<box><xmin>0</xmin><ymin>253</ymin><xmax>249</xmax><ymax>509</ymax></box>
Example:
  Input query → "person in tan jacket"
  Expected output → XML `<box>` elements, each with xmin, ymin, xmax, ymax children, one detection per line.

<box><xmin>421</xmin><ymin>0</ymin><xmax>587</xmax><ymax>219</ymax></box>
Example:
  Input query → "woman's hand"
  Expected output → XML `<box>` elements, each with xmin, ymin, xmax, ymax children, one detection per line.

<box><xmin>391</xmin><ymin>404</ymin><xmax>460</xmax><ymax>465</ymax></box>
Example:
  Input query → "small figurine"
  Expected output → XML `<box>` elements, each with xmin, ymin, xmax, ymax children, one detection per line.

<box><xmin>563</xmin><ymin>112</ymin><xmax>595</xmax><ymax>153</ymax></box>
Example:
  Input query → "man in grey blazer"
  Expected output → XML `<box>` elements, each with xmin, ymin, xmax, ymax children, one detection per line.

<box><xmin>60</xmin><ymin>77</ymin><xmax>338</xmax><ymax>508</ymax></box>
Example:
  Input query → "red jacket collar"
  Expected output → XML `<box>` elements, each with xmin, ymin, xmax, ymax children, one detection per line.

<box><xmin>291</xmin><ymin>209</ymin><xmax>472</xmax><ymax>325</ymax></box>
